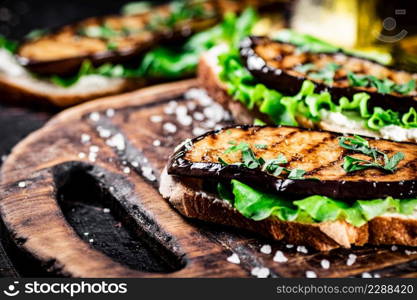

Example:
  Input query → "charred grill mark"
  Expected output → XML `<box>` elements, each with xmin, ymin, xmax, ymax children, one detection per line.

<box><xmin>305</xmin><ymin>149</ymin><xmax>347</xmax><ymax>176</ymax></box>
<box><xmin>286</xmin><ymin>134</ymin><xmax>334</xmax><ymax>166</ymax></box>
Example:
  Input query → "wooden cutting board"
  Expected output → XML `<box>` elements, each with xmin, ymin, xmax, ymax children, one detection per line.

<box><xmin>1</xmin><ymin>79</ymin><xmax>417</xmax><ymax>278</ymax></box>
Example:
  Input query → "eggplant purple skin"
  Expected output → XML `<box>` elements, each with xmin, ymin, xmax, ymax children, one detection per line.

<box><xmin>16</xmin><ymin>17</ymin><xmax>219</xmax><ymax>76</ymax></box>
<box><xmin>168</xmin><ymin>125</ymin><xmax>417</xmax><ymax>201</ymax></box>
<box><xmin>240</xmin><ymin>36</ymin><xmax>417</xmax><ymax>114</ymax></box>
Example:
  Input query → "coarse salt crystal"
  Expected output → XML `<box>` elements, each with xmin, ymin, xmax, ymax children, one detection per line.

<box><xmin>306</xmin><ymin>271</ymin><xmax>317</xmax><ymax>278</ymax></box>
<box><xmin>362</xmin><ymin>272</ymin><xmax>372</xmax><ymax>278</ymax></box>
<box><xmin>103</xmin><ymin>208</ymin><xmax>110</xmax><ymax>213</ymax></box>
<box><xmin>391</xmin><ymin>245</ymin><xmax>398</xmax><ymax>251</ymax></box>
<box><xmin>273</xmin><ymin>251</ymin><xmax>288</xmax><ymax>263</ymax></box>
<box><xmin>89</xmin><ymin>145</ymin><xmax>99</xmax><ymax>153</ymax></box>
<box><xmin>346</xmin><ymin>254</ymin><xmax>357</xmax><ymax>266</ymax></box>
<box><xmin>286</xmin><ymin>244</ymin><xmax>294</xmax><ymax>249</ymax></box>
<box><xmin>153</xmin><ymin>140</ymin><xmax>161</xmax><ymax>147</ymax></box>
<box><xmin>81</xmin><ymin>133</ymin><xmax>91</xmax><ymax>144</ymax></box>
<box><xmin>226</xmin><ymin>253</ymin><xmax>240</xmax><ymax>264</ymax></box>
<box><xmin>192</xmin><ymin>127</ymin><xmax>206</xmax><ymax>136</ymax></box>
<box><xmin>321</xmin><ymin>259</ymin><xmax>330</xmax><ymax>269</ymax></box>
<box><xmin>89</xmin><ymin>112</ymin><xmax>100</xmax><ymax>122</ymax></box>
<box><xmin>193</xmin><ymin>112</ymin><xmax>205</xmax><ymax>121</ymax></box>
<box><xmin>163</xmin><ymin>122</ymin><xmax>177</xmax><ymax>134</ymax></box>
<box><xmin>297</xmin><ymin>246</ymin><xmax>308</xmax><ymax>254</ymax></box>
<box><xmin>123</xmin><ymin>167</ymin><xmax>131</xmax><ymax>174</ymax></box>
<box><xmin>260</xmin><ymin>244</ymin><xmax>272</xmax><ymax>254</ymax></box>
<box><xmin>251</xmin><ymin>267</ymin><xmax>270</xmax><ymax>278</ymax></box>
<box><xmin>18</xmin><ymin>181</ymin><xmax>26</xmax><ymax>188</ymax></box>
<box><xmin>89</xmin><ymin>239</ymin><xmax>94</xmax><ymax>243</ymax></box>
<box><xmin>106</xmin><ymin>108</ymin><xmax>115</xmax><ymax>117</ymax></box>
<box><xmin>78</xmin><ymin>152</ymin><xmax>86</xmax><ymax>159</ymax></box>
<box><xmin>97</xmin><ymin>127</ymin><xmax>111</xmax><ymax>138</ymax></box>
<box><xmin>177</xmin><ymin>115</ymin><xmax>193</xmax><ymax>127</ymax></box>
<box><xmin>106</xmin><ymin>133</ymin><xmax>125</xmax><ymax>151</ymax></box>
<box><xmin>141</xmin><ymin>166</ymin><xmax>156</xmax><ymax>182</ymax></box>
<box><xmin>150</xmin><ymin>115</ymin><xmax>163</xmax><ymax>123</ymax></box>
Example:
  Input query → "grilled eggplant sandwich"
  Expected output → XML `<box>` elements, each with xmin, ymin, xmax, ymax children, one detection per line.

<box><xmin>0</xmin><ymin>1</ymin><xmax>277</xmax><ymax>107</ymax></box>
<box><xmin>160</xmin><ymin>125</ymin><xmax>417</xmax><ymax>251</ymax></box>
<box><xmin>199</xmin><ymin>34</ymin><xmax>417</xmax><ymax>143</ymax></box>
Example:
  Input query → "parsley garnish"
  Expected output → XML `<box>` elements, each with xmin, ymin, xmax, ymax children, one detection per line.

<box><xmin>338</xmin><ymin>135</ymin><xmax>404</xmax><ymax>173</ymax></box>
<box><xmin>347</xmin><ymin>72</ymin><xmax>415</xmax><ymax>95</ymax></box>
<box><xmin>218</xmin><ymin>143</ymin><xmax>308</xmax><ymax>180</ymax></box>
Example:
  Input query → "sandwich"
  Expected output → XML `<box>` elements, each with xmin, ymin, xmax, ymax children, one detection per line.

<box><xmin>0</xmin><ymin>1</ymin><xmax>276</xmax><ymax>107</ymax></box>
<box><xmin>198</xmin><ymin>32</ymin><xmax>417</xmax><ymax>143</ymax></box>
<box><xmin>160</xmin><ymin>125</ymin><xmax>417</xmax><ymax>250</ymax></box>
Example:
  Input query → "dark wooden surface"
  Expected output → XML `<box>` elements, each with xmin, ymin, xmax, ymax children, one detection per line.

<box><xmin>0</xmin><ymin>103</ymin><xmax>51</xmax><ymax>277</ymax></box>
<box><xmin>1</xmin><ymin>79</ymin><xmax>417</xmax><ymax>278</ymax></box>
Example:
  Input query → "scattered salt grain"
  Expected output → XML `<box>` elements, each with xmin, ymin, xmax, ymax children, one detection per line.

<box><xmin>103</xmin><ymin>208</ymin><xmax>110</xmax><ymax>213</ymax></box>
<box><xmin>153</xmin><ymin>140</ymin><xmax>161</xmax><ymax>147</ymax></box>
<box><xmin>81</xmin><ymin>133</ymin><xmax>91</xmax><ymax>144</ymax></box>
<box><xmin>321</xmin><ymin>259</ymin><xmax>330</xmax><ymax>269</ymax></box>
<box><xmin>251</xmin><ymin>267</ymin><xmax>270</xmax><ymax>278</ymax></box>
<box><xmin>226</xmin><ymin>253</ymin><xmax>240</xmax><ymax>264</ymax></box>
<box><xmin>89</xmin><ymin>239</ymin><xmax>94</xmax><ymax>243</ymax></box>
<box><xmin>273</xmin><ymin>251</ymin><xmax>288</xmax><ymax>263</ymax></box>
<box><xmin>391</xmin><ymin>245</ymin><xmax>398</xmax><ymax>251</ymax></box>
<box><xmin>163</xmin><ymin>101</ymin><xmax>177</xmax><ymax>114</ymax></box>
<box><xmin>106</xmin><ymin>108</ymin><xmax>115</xmax><ymax>117</ymax></box>
<box><xmin>97</xmin><ymin>127</ymin><xmax>112</xmax><ymax>138</ymax></box>
<box><xmin>362</xmin><ymin>272</ymin><xmax>372</xmax><ymax>278</ymax></box>
<box><xmin>150</xmin><ymin>115</ymin><xmax>163</xmax><ymax>123</ymax></box>
<box><xmin>297</xmin><ymin>246</ymin><xmax>308</xmax><ymax>254</ymax></box>
<box><xmin>89</xmin><ymin>145</ymin><xmax>99</xmax><ymax>153</ymax></box>
<box><xmin>163</xmin><ymin>122</ymin><xmax>177</xmax><ymax>134</ymax></box>
<box><xmin>123</xmin><ymin>167</ymin><xmax>131</xmax><ymax>174</ymax></box>
<box><xmin>346</xmin><ymin>254</ymin><xmax>357</xmax><ymax>266</ymax></box>
<box><xmin>192</xmin><ymin>127</ymin><xmax>206</xmax><ymax>136</ymax></box>
<box><xmin>178</xmin><ymin>115</ymin><xmax>193</xmax><ymax>126</ymax></box>
<box><xmin>141</xmin><ymin>166</ymin><xmax>156</xmax><ymax>182</ymax></box>
<box><xmin>286</xmin><ymin>244</ymin><xmax>294</xmax><ymax>249</ymax></box>
<box><xmin>405</xmin><ymin>250</ymin><xmax>417</xmax><ymax>255</ymax></box>
<box><xmin>260</xmin><ymin>244</ymin><xmax>272</xmax><ymax>254</ymax></box>
<box><xmin>306</xmin><ymin>271</ymin><xmax>317</xmax><ymax>278</ymax></box>
<box><xmin>89</xmin><ymin>112</ymin><xmax>100</xmax><ymax>122</ymax></box>
<box><xmin>18</xmin><ymin>181</ymin><xmax>26</xmax><ymax>188</ymax></box>
<box><xmin>193</xmin><ymin>112</ymin><xmax>204</xmax><ymax>121</ymax></box>
<box><xmin>78</xmin><ymin>152</ymin><xmax>86</xmax><ymax>159</ymax></box>
<box><xmin>106</xmin><ymin>133</ymin><xmax>125</xmax><ymax>151</ymax></box>
<box><xmin>84</xmin><ymin>232</ymin><xmax>89</xmax><ymax>236</ymax></box>
<box><xmin>187</xmin><ymin>101</ymin><xmax>196</xmax><ymax>110</ymax></box>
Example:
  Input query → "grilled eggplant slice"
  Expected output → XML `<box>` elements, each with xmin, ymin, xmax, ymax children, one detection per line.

<box><xmin>240</xmin><ymin>36</ymin><xmax>417</xmax><ymax>113</ymax></box>
<box><xmin>168</xmin><ymin>125</ymin><xmax>417</xmax><ymax>200</ymax></box>
<box><xmin>17</xmin><ymin>1</ymin><xmax>220</xmax><ymax>75</ymax></box>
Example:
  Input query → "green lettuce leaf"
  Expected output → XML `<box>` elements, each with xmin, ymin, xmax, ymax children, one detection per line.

<box><xmin>0</xmin><ymin>35</ymin><xmax>18</xmax><ymax>53</ymax></box>
<box><xmin>218</xmin><ymin>45</ymin><xmax>417</xmax><ymax>131</ymax></box>
<box><xmin>49</xmin><ymin>8</ymin><xmax>258</xmax><ymax>87</ymax></box>
<box><xmin>226</xmin><ymin>180</ymin><xmax>417</xmax><ymax>227</ymax></box>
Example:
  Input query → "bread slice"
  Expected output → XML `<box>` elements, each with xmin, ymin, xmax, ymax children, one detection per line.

<box><xmin>198</xmin><ymin>47</ymin><xmax>413</xmax><ymax>142</ymax></box>
<box><xmin>0</xmin><ymin>49</ymin><xmax>143</xmax><ymax>108</ymax></box>
<box><xmin>160</xmin><ymin>168</ymin><xmax>417</xmax><ymax>251</ymax></box>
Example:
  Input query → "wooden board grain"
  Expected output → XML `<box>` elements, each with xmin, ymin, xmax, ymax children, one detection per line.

<box><xmin>0</xmin><ymin>79</ymin><xmax>417</xmax><ymax>278</ymax></box>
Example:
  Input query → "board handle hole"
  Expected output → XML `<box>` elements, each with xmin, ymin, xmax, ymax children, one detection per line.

<box><xmin>54</xmin><ymin>162</ymin><xmax>185</xmax><ymax>274</ymax></box>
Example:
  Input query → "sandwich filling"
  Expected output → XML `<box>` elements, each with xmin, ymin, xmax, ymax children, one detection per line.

<box><xmin>0</xmin><ymin>7</ymin><xmax>259</xmax><ymax>88</ymax></box>
<box><xmin>207</xmin><ymin>32</ymin><xmax>417</xmax><ymax>142</ymax></box>
<box><xmin>168</xmin><ymin>126</ymin><xmax>417</xmax><ymax>228</ymax></box>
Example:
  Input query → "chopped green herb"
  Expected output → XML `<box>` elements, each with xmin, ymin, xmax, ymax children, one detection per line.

<box><xmin>221</xmin><ymin>144</ymin><xmax>308</xmax><ymax>179</ymax></box>
<box><xmin>121</xmin><ymin>1</ymin><xmax>152</xmax><ymax>16</ymax></box>
<box><xmin>308</xmin><ymin>63</ymin><xmax>341</xmax><ymax>85</ymax></box>
<box><xmin>348</xmin><ymin>72</ymin><xmax>415</xmax><ymax>95</ymax></box>
<box><xmin>255</xmin><ymin>144</ymin><xmax>267</xmax><ymax>149</ymax></box>
<box><xmin>288</xmin><ymin>168</ymin><xmax>306</xmax><ymax>180</ymax></box>
<box><xmin>338</xmin><ymin>135</ymin><xmax>404</xmax><ymax>173</ymax></box>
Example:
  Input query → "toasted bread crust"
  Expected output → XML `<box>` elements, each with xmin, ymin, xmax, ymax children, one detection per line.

<box><xmin>0</xmin><ymin>75</ymin><xmax>142</xmax><ymax>108</ymax></box>
<box><xmin>160</xmin><ymin>168</ymin><xmax>417</xmax><ymax>251</ymax></box>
